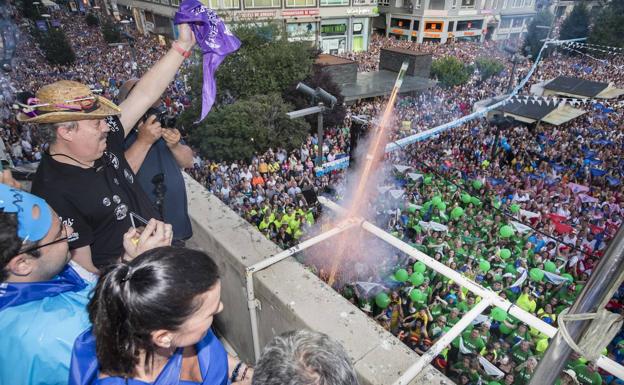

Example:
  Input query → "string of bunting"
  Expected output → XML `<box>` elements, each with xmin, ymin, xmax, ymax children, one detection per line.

<box><xmin>502</xmin><ymin>94</ymin><xmax>616</xmax><ymax>108</ymax></box>
<box><xmin>563</xmin><ymin>42</ymin><xmax>624</xmax><ymax>55</ymax></box>
<box><xmin>560</xmin><ymin>45</ymin><xmax>624</xmax><ymax>69</ymax></box>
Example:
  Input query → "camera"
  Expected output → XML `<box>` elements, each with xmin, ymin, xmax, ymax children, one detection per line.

<box><xmin>143</xmin><ymin>106</ymin><xmax>177</xmax><ymax>128</ymax></box>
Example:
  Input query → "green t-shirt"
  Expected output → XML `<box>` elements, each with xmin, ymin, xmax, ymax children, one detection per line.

<box><xmin>462</xmin><ymin>331</ymin><xmax>486</xmax><ymax>353</ymax></box>
<box><xmin>511</xmin><ymin>345</ymin><xmax>532</xmax><ymax>365</ymax></box>
<box><xmin>574</xmin><ymin>364</ymin><xmax>603</xmax><ymax>385</ymax></box>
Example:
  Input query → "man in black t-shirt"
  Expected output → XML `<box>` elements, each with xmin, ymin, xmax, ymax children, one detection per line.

<box><xmin>19</xmin><ymin>24</ymin><xmax>196</xmax><ymax>271</ymax></box>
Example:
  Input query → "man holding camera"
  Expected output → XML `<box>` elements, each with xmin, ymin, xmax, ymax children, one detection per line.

<box><xmin>119</xmin><ymin>79</ymin><xmax>194</xmax><ymax>245</ymax></box>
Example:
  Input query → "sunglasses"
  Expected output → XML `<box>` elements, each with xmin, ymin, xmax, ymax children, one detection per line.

<box><xmin>17</xmin><ymin>223</ymin><xmax>76</xmax><ymax>256</ymax></box>
<box><xmin>18</xmin><ymin>95</ymin><xmax>99</xmax><ymax>113</ymax></box>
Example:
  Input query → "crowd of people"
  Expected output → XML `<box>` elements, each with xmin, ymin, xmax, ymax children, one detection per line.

<box><xmin>0</xmin><ymin>1</ymin><xmax>623</xmax><ymax>385</ymax></box>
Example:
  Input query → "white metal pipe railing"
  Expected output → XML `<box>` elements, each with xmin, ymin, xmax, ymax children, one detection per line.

<box><xmin>245</xmin><ymin>218</ymin><xmax>358</xmax><ymax>361</ymax></box>
<box><xmin>318</xmin><ymin>196</ymin><xmax>624</xmax><ymax>382</ymax></box>
<box><xmin>393</xmin><ymin>297</ymin><xmax>495</xmax><ymax>385</ymax></box>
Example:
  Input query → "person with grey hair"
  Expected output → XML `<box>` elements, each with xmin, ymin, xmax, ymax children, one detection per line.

<box><xmin>252</xmin><ymin>330</ymin><xmax>359</xmax><ymax>385</ymax></box>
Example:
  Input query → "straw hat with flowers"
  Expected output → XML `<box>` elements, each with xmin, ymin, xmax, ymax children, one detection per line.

<box><xmin>16</xmin><ymin>80</ymin><xmax>121</xmax><ymax>124</ymax></box>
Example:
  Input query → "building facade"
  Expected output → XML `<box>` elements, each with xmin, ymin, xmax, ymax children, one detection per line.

<box><xmin>375</xmin><ymin>0</ymin><xmax>535</xmax><ymax>43</ymax></box>
<box><xmin>106</xmin><ymin>0</ymin><xmax>378</xmax><ymax>53</ymax></box>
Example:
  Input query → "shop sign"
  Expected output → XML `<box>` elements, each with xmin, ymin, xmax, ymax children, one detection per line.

<box><xmin>346</xmin><ymin>7</ymin><xmax>374</xmax><ymax>15</ymax></box>
<box><xmin>391</xmin><ymin>28</ymin><xmax>404</xmax><ymax>34</ymax></box>
<box><xmin>237</xmin><ymin>11</ymin><xmax>277</xmax><ymax>19</ymax></box>
<box><xmin>424</xmin><ymin>32</ymin><xmax>440</xmax><ymax>38</ymax></box>
<box><xmin>282</xmin><ymin>9</ymin><xmax>320</xmax><ymax>17</ymax></box>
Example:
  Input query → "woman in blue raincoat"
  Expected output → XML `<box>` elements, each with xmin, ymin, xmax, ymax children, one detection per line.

<box><xmin>69</xmin><ymin>247</ymin><xmax>252</xmax><ymax>385</ymax></box>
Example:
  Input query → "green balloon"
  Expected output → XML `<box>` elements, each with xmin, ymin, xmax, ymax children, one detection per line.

<box><xmin>493</xmin><ymin>200</ymin><xmax>502</xmax><ymax>209</ymax></box>
<box><xmin>451</xmin><ymin>206</ymin><xmax>464</xmax><ymax>219</ymax></box>
<box><xmin>410</xmin><ymin>288</ymin><xmax>424</xmax><ymax>302</ymax></box>
<box><xmin>432</xmin><ymin>196</ymin><xmax>442</xmax><ymax>206</ymax></box>
<box><xmin>544</xmin><ymin>260</ymin><xmax>557</xmax><ymax>273</ymax></box>
<box><xmin>491</xmin><ymin>307</ymin><xmax>508</xmax><ymax>322</ymax></box>
<box><xmin>424</xmin><ymin>176</ymin><xmax>432</xmax><ymax>185</ymax></box>
<box><xmin>500</xmin><ymin>248</ymin><xmax>512</xmax><ymax>259</ymax></box>
<box><xmin>482</xmin><ymin>159</ymin><xmax>491</xmax><ymax>168</ymax></box>
<box><xmin>510</xmin><ymin>204</ymin><xmax>520</xmax><ymax>213</ymax></box>
<box><xmin>410</xmin><ymin>272</ymin><xmax>425</xmax><ymax>286</ymax></box>
<box><xmin>461</xmin><ymin>193</ymin><xmax>472</xmax><ymax>204</ymax></box>
<box><xmin>375</xmin><ymin>292</ymin><xmax>391</xmax><ymax>308</ymax></box>
<box><xmin>343</xmin><ymin>286</ymin><xmax>354</xmax><ymax>299</ymax></box>
<box><xmin>408</xmin><ymin>204</ymin><xmax>417</xmax><ymax>213</ymax></box>
<box><xmin>437</xmin><ymin>202</ymin><xmax>447</xmax><ymax>211</ymax></box>
<box><xmin>471</xmin><ymin>196</ymin><xmax>481</xmax><ymax>206</ymax></box>
<box><xmin>395</xmin><ymin>269</ymin><xmax>409</xmax><ymax>282</ymax></box>
<box><xmin>472</xmin><ymin>180</ymin><xmax>483</xmax><ymax>189</ymax></box>
<box><xmin>479</xmin><ymin>260</ymin><xmax>491</xmax><ymax>273</ymax></box>
<box><xmin>505</xmin><ymin>264</ymin><xmax>517</xmax><ymax>274</ymax></box>
<box><xmin>499</xmin><ymin>225</ymin><xmax>514</xmax><ymax>238</ymax></box>
<box><xmin>488</xmin><ymin>382</ymin><xmax>502</xmax><ymax>385</ymax></box>
<box><xmin>414</xmin><ymin>261</ymin><xmax>426</xmax><ymax>273</ymax></box>
<box><xmin>530</xmin><ymin>268</ymin><xmax>545</xmax><ymax>282</ymax></box>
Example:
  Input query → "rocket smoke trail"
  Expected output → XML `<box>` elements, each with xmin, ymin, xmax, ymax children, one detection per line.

<box><xmin>327</xmin><ymin>61</ymin><xmax>409</xmax><ymax>287</ymax></box>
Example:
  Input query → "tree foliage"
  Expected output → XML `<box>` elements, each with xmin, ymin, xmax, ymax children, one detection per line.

<box><xmin>34</xmin><ymin>28</ymin><xmax>75</xmax><ymax>66</ymax></box>
<box><xmin>101</xmin><ymin>19</ymin><xmax>121</xmax><ymax>43</ymax></box>
<box><xmin>589</xmin><ymin>0</ymin><xmax>624</xmax><ymax>48</ymax></box>
<box><xmin>431</xmin><ymin>57</ymin><xmax>473</xmax><ymax>88</ymax></box>
<box><xmin>85</xmin><ymin>13</ymin><xmax>99</xmax><ymax>27</ymax></box>
<box><xmin>559</xmin><ymin>4</ymin><xmax>590</xmax><ymax>40</ymax></box>
<box><xmin>475</xmin><ymin>57</ymin><xmax>504</xmax><ymax>82</ymax></box>
<box><xmin>21</xmin><ymin>0</ymin><xmax>41</xmax><ymax>19</ymax></box>
<box><xmin>214</xmin><ymin>23</ymin><xmax>316</xmax><ymax>103</ymax></box>
<box><xmin>183</xmin><ymin>94</ymin><xmax>309</xmax><ymax>162</ymax></box>
<box><xmin>523</xmin><ymin>10</ymin><xmax>554</xmax><ymax>60</ymax></box>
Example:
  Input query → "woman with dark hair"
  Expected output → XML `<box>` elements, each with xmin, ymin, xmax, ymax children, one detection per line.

<box><xmin>69</xmin><ymin>247</ymin><xmax>252</xmax><ymax>385</ymax></box>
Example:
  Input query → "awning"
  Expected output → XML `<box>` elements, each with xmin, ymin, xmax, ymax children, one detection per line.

<box><xmin>596</xmin><ymin>84</ymin><xmax>624</xmax><ymax>99</ymax></box>
<box><xmin>541</xmin><ymin>104</ymin><xmax>586</xmax><ymax>125</ymax></box>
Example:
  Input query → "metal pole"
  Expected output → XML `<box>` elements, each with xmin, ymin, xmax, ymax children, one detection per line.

<box><xmin>506</xmin><ymin>54</ymin><xmax>517</xmax><ymax>93</ymax></box>
<box><xmin>392</xmin><ymin>297</ymin><xmax>494</xmax><ymax>385</ymax></box>
<box><xmin>529</xmin><ymin>225</ymin><xmax>624</xmax><ymax>385</ymax></box>
<box><xmin>316</xmin><ymin>103</ymin><xmax>324</xmax><ymax>167</ymax></box>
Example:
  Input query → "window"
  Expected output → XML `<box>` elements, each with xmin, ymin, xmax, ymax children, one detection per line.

<box><xmin>461</xmin><ymin>0</ymin><xmax>475</xmax><ymax>7</ymax></box>
<box><xmin>160</xmin><ymin>0</ymin><xmax>169</xmax><ymax>5</ymax></box>
<box><xmin>452</xmin><ymin>0</ymin><xmax>457</xmax><ymax>8</ymax></box>
<box><xmin>245</xmin><ymin>0</ymin><xmax>280</xmax><ymax>7</ymax></box>
<box><xmin>412</xmin><ymin>20</ymin><xmax>420</xmax><ymax>30</ymax></box>
<box><xmin>353</xmin><ymin>0</ymin><xmax>372</xmax><ymax>4</ymax></box>
<box><xmin>500</xmin><ymin>17</ymin><xmax>511</xmax><ymax>28</ymax></box>
<box><xmin>492</xmin><ymin>0</ymin><xmax>498</xmax><ymax>8</ymax></box>
<box><xmin>171</xmin><ymin>0</ymin><xmax>180</xmax><ymax>5</ymax></box>
<box><xmin>424</xmin><ymin>21</ymin><xmax>443</xmax><ymax>31</ymax></box>
<box><xmin>512</xmin><ymin>17</ymin><xmax>523</xmax><ymax>27</ymax></box>
<box><xmin>319</xmin><ymin>0</ymin><xmax>346</xmax><ymax>5</ymax></box>
<box><xmin>414</xmin><ymin>0</ymin><xmax>421</xmax><ymax>8</ymax></box>
<box><xmin>456</xmin><ymin>19</ymin><xmax>482</xmax><ymax>30</ymax></box>
<box><xmin>390</xmin><ymin>18</ymin><xmax>411</xmax><ymax>28</ymax></box>
<box><xmin>289</xmin><ymin>0</ymin><xmax>316</xmax><ymax>5</ymax></box>
<box><xmin>503</xmin><ymin>0</ymin><xmax>508</xmax><ymax>8</ymax></box>
<box><xmin>428</xmin><ymin>0</ymin><xmax>445</xmax><ymax>9</ymax></box>
<box><xmin>379</xmin><ymin>0</ymin><xmax>390</xmax><ymax>5</ymax></box>
<box><xmin>447</xmin><ymin>20</ymin><xmax>454</xmax><ymax>31</ymax></box>
<box><xmin>207</xmin><ymin>0</ymin><xmax>240</xmax><ymax>8</ymax></box>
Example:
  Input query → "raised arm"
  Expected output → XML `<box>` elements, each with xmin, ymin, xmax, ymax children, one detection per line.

<box><xmin>118</xmin><ymin>24</ymin><xmax>195</xmax><ymax>136</ymax></box>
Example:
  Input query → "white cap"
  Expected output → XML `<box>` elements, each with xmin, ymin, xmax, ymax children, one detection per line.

<box><xmin>562</xmin><ymin>369</ymin><xmax>580</xmax><ymax>385</ymax></box>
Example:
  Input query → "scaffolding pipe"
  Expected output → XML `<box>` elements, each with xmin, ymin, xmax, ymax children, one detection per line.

<box><xmin>318</xmin><ymin>197</ymin><xmax>624</xmax><ymax>380</ymax></box>
<box><xmin>529</xmin><ymin>225</ymin><xmax>624</xmax><ymax>385</ymax></box>
<box><xmin>245</xmin><ymin>219</ymin><xmax>358</xmax><ymax>361</ymax></box>
<box><xmin>392</xmin><ymin>297</ymin><xmax>494</xmax><ymax>385</ymax></box>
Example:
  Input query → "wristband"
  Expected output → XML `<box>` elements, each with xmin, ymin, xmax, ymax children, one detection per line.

<box><xmin>230</xmin><ymin>362</ymin><xmax>243</xmax><ymax>383</ymax></box>
<box><xmin>172</xmin><ymin>41</ymin><xmax>191</xmax><ymax>58</ymax></box>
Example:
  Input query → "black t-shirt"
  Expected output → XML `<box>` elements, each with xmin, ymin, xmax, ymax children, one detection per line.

<box><xmin>31</xmin><ymin>116</ymin><xmax>160</xmax><ymax>268</ymax></box>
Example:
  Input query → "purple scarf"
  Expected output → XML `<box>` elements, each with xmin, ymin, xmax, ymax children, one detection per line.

<box><xmin>174</xmin><ymin>0</ymin><xmax>241</xmax><ymax>121</ymax></box>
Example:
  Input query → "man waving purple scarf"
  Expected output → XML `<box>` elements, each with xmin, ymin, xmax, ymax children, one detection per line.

<box><xmin>174</xmin><ymin>0</ymin><xmax>241</xmax><ymax>121</ymax></box>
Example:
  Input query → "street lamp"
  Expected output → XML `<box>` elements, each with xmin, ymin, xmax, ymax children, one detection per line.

<box><xmin>33</xmin><ymin>1</ymin><xmax>41</xmax><ymax>15</ymax></box>
<box><xmin>286</xmin><ymin>83</ymin><xmax>337</xmax><ymax>167</ymax></box>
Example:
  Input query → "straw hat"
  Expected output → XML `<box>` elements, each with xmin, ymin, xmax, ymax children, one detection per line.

<box><xmin>17</xmin><ymin>80</ymin><xmax>121</xmax><ymax>124</ymax></box>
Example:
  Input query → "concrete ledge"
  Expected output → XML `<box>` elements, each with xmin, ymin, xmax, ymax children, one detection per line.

<box><xmin>184</xmin><ymin>175</ymin><xmax>451</xmax><ymax>385</ymax></box>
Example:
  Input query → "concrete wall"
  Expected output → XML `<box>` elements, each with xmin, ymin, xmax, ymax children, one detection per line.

<box><xmin>184</xmin><ymin>175</ymin><xmax>452</xmax><ymax>385</ymax></box>
<box><xmin>317</xmin><ymin>62</ymin><xmax>359</xmax><ymax>85</ymax></box>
